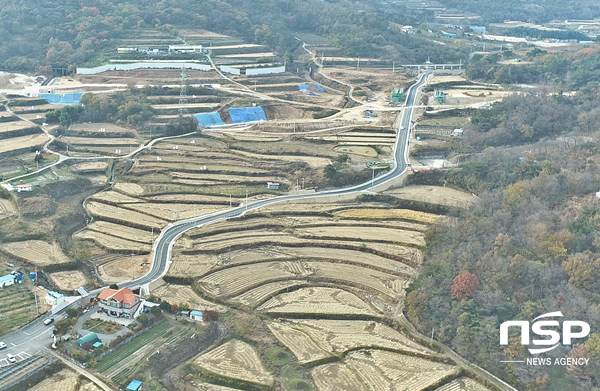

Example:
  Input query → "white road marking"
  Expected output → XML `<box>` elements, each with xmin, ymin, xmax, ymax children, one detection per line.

<box><xmin>0</xmin><ymin>358</ymin><xmax>8</xmax><ymax>366</ymax></box>
<box><xmin>10</xmin><ymin>343</ymin><xmax>15</xmax><ymax>347</ymax></box>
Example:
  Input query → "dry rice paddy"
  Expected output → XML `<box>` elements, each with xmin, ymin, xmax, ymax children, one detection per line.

<box><xmin>311</xmin><ymin>362</ymin><xmax>364</xmax><ymax>391</ymax></box>
<box><xmin>48</xmin><ymin>270</ymin><xmax>87</xmax><ymax>291</ymax></box>
<box><xmin>86</xmin><ymin>201</ymin><xmax>166</xmax><ymax>229</ymax></box>
<box><xmin>0</xmin><ymin>240</ymin><xmax>71</xmax><ymax>266</ymax></box>
<box><xmin>257</xmin><ymin>287</ymin><xmax>377</xmax><ymax>316</ymax></box>
<box><xmin>270</xmin><ymin>319</ymin><xmax>434</xmax><ymax>363</ymax></box>
<box><xmin>97</xmin><ymin>255</ymin><xmax>151</xmax><ymax>284</ymax></box>
<box><xmin>89</xmin><ymin>191</ymin><xmax>143</xmax><ymax>204</ymax></box>
<box><xmin>334</xmin><ymin>208</ymin><xmax>443</xmax><ymax>223</ymax></box>
<box><xmin>27</xmin><ymin>369</ymin><xmax>79</xmax><ymax>391</ymax></box>
<box><xmin>74</xmin><ymin>230</ymin><xmax>152</xmax><ymax>253</ymax></box>
<box><xmin>0</xmin><ymin>133</ymin><xmax>48</xmax><ymax>154</ymax></box>
<box><xmin>152</xmin><ymin>283</ymin><xmax>226</xmax><ymax>312</ymax></box>
<box><xmin>194</xmin><ymin>339</ymin><xmax>274</xmax><ymax>386</ymax></box>
<box><xmin>384</xmin><ymin>185</ymin><xmax>477</xmax><ymax>209</ymax></box>
<box><xmin>113</xmin><ymin>182</ymin><xmax>144</xmax><ymax>195</ymax></box>
<box><xmin>296</xmin><ymin>226</ymin><xmax>426</xmax><ymax>246</ymax></box>
<box><xmin>86</xmin><ymin>221</ymin><xmax>152</xmax><ymax>243</ymax></box>
<box><xmin>434</xmin><ymin>377</ymin><xmax>493</xmax><ymax>391</ymax></box>
<box><xmin>0</xmin><ymin>199</ymin><xmax>17</xmax><ymax>219</ymax></box>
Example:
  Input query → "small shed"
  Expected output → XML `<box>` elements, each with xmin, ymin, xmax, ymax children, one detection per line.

<box><xmin>126</xmin><ymin>380</ymin><xmax>143</xmax><ymax>391</ymax></box>
<box><xmin>267</xmin><ymin>182</ymin><xmax>280</xmax><ymax>190</ymax></box>
<box><xmin>190</xmin><ymin>310</ymin><xmax>203</xmax><ymax>322</ymax></box>
<box><xmin>0</xmin><ymin>274</ymin><xmax>15</xmax><ymax>288</ymax></box>
<box><xmin>77</xmin><ymin>332</ymin><xmax>99</xmax><ymax>347</ymax></box>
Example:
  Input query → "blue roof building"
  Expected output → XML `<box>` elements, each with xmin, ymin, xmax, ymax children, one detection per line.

<box><xmin>0</xmin><ymin>274</ymin><xmax>15</xmax><ymax>288</ymax></box>
<box><xmin>126</xmin><ymin>380</ymin><xmax>143</xmax><ymax>391</ymax></box>
<box><xmin>190</xmin><ymin>310</ymin><xmax>203</xmax><ymax>322</ymax></box>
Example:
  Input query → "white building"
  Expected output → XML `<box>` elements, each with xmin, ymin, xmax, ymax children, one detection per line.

<box><xmin>168</xmin><ymin>45</ymin><xmax>204</xmax><ymax>54</ymax></box>
<box><xmin>0</xmin><ymin>274</ymin><xmax>15</xmax><ymax>288</ymax></box>
<box><xmin>17</xmin><ymin>184</ymin><xmax>32</xmax><ymax>192</ymax></box>
<box><xmin>190</xmin><ymin>310</ymin><xmax>203</xmax><ymax>322</ymax></box>
<box><xmin>45</xmin><ymin>291</ymin><xmax>65</xmax><ymax>306</ymax></box>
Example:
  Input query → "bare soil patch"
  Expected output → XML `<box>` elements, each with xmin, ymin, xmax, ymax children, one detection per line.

<box><xmin>97</xmin><ymin>254</ymin><xmax>151</xmax><ymax>284</ymax></box>
<box><xmin>48</xmin><ymin>270</ymin><xmax>87</xmax><ymax>291</ymax></box>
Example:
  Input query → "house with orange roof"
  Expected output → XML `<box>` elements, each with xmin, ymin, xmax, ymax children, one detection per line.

<box><xmin>97</xmin><ymin>287</ymin><xmax>141</xmax><ymax>318</ymax></box>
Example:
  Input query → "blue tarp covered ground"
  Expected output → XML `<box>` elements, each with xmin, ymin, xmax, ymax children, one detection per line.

<box><xmin>39</xmin><ymin>93</ymin><xmax>84</xmax><ymax>105</ymax></box>
<box><xmin>192</xmin><ymin>112</ymin><xmax>225</xmax><ymax>126</ymax></box>
<box><xmin>314</xmin><ymin>84</ymin><xmax>325</xmax><ymax>92</ymax></box>
<box><xmin>298</xmin><ymin>84</ymin><xmax>309</xmax><ymax>91</ymax></box>
<box><xmin>308</xmin><ymin>92</ymin><xmax>320</xmax><ymax>96</ymax></box>
<box><xmin>228</xmin><ymin>107</ymin><xmax>267</xmax><ymax>123</ymax></box>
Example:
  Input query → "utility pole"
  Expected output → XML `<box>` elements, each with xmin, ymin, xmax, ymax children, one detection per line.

<box><xmin>357</xmin><ymin>57</ymin><xmax>360</xmax><ymax>71</ymax></box>
<box><xmin>392</xmin><ymin>61</ymin><xmax>395</xmax><ymax>74</ymax></box>
<box><xmin>297</xmin><ymin>178</ymin><xmax>299</xmax><ymax>191</ymax></box>
<box><xmin>302</xmin><ymin>178</ymin><xmax>305</xmax><ymax>190</ymax></box>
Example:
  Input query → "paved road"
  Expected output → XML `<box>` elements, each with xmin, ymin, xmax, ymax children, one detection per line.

<box><xmin>121</xmin><ymin>71</ymin><xmax>430</xmax><ymax>291</ymax></box>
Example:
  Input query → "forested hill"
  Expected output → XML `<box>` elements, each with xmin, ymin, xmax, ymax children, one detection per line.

<box><xmin>437</xmin><ymin>0</ymin><xmax>600</xmax><ymax>23</ymax></box>
<box><xmin>0</xmin><ymin>0</ymin><xmax>467</xmax><ymax>72</ymax></box>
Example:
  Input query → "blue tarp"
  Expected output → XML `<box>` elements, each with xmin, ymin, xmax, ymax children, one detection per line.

<box><xmin>308</xmin><ymin>92</ymin><xmax>320</xmax><ymax>96</ymax></box>
<box><xmin>192</xmin><ymin>112</ymin><xmax>225</xmax><ymax>127</ymax></box>
<box><xmin>39</xmin><ymin>93</ymin><xmax>84</xmax><ymax>105</ymax></box>
<box><xmin>228</xmin><ymin>107</ymin><xmax>267</xmax><ymax>123</ymax></box>
<box><xmin>126</xmin><ymin>380</ymin><xmax>142</xmax><ymax>391</ymax></box>
<box><xmin>298</xmin><ymin>84</ymin><xmax>309</xmax><ymax>91</ymax></box>
<box><xmin>314</xmin><ymin>84</ymin><xmax>325</xmax><ymax>92</ymax></box>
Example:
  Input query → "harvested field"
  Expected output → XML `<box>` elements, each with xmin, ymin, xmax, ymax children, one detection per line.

<box><xmin>434</xmin><ymin>377</ymin><xmax>492</xmax><ymax>391</ymax></box>
<box><xmin>334</xmin><ymin>208</ymin><xmax>442</xmax><ymax>223</ymax></box>
<box><xmin>0</xmin><ymin>240</ymin><xmax>71</xmax><ymax>266</ymax></box>
<box><xmin>229</xmin><ymin>280</ymin><xmax>305</xmax><ymax>307</ymax></box>
<box><xmin>267</xmin><ymin>321</ymin><xmax>331</xmax><ymax>364</ymax></box>
<box><xmin>87</xmin><ymin>221</ymin><xmax>152</xmax><ymax>243</ymax></box>
<box><xmin>79</xmin><ymin>380</ymin><xmax>104</xmax><ymax>391</ymax></box>
<box><xmin>137</xmin><ymin>162</ymin><xmax>267</xmax><ymax>174</ymax></box>
<box><xmin>152</xmin><ymin>283</ymin><xmax>226</xmax><ymax>312</ymax></box>
<box><xmin>384</xmin><ymin>185</ymin><xmax>478</xmax><ymax>209</ymax></box>
<box><xmin>0</xmin><ymin>198</ymin><xmax>17</xmax><ymax>219</ymax></box>
<box><xmin>27</xmin><ymin>369</ymin><xmax>79</xmax><ymax>391</ymax></box>
<box><xmin>74</xmin><ymin>230</ymin><xmax>152</xmax><ymax>253</ymax></box>
<box><xmin>271</xmin><ymin>319</ymin><xmax>434</xmax><ymax>361</ymax></box>
<box><xmin>89</xmin><ymin>191</ymin><xmax>143</xmax><ymax>204</ymax></box>
<box><xmin>296</xmin><ymin>226</ymin><xmax>426</xmax><ymax>246</ymax></box>
<box><xmin>194</xmin><ymin>339</ymin><xmax>274</xmax><ymax>386</ymax></box>
<box><xmin>122</xmin><ymin>203</ymin><xmax>225</xmax><ymax>221</ymax></box>
<box><xmin>48</xmin><ymin>270</ymin><xmax>87</xmax><ymax>291</ymax></box>
<box><xmin>231</xmin><ymin>150</ymin><xmax>331</xmax><ymax>168</ymax></box>
<box><xmin>345</xmin><ymin>349</ymin><xmax>459</xmax><ymax>391</ymax></box>
<box><xmin>69</xmin><ymin>123</ymin><xmax>136</xmax><ymax>135</ymax></box>
<box><xmin>167</xmin><ymin>252</ymin><xmax>220</xmax><ymax>278</ymax></box>
<box><xmin>0</xmin><ymin>120</ymin><xmax>36</xmax><ymax>133</ymax></box>
<box><xmin>113</xmin><ymin>182</ymin><xmax>145</xmax><ymax>195</ymax></box>
<box><xmin>333</xmin><ymin>145</ymin><xmax>378</xmax><ymax>157</ymax></box>
<box><xmin>144</xmin><ymin>194</ymin><xmax>235</xmax><ymax>204</ymax></box>
<box><xmin>86</xmin><ymin>201</ymin><xmax>166</xmax><ymax>229</ymax></box>
<box><xmin>61</xmin><ymin>136</ymin><xmax>140</xmax><ymax>146</ymax></box>
<box><xmin>97</xmin><ymin>254</ymin><xmax>151</xmax><ymax>284</ymax></box>
<box><xmin>0</xmin><ymin>133</ymin><xmax>48</xmax><ymax>154</ymax></box>
<box><xmin>257</xmin><ymin>287</ymin><xmax>377</xmax><ymax>315</ymax></box>
<box><xmin>311</xmin><ymin>362</ymin><xmax>364</xmax><ymax>391</ymax></box>
<box><xmin>69</xmin><ymin>161</ymin><xmax>108</xmax><ymax>173</ymax></box>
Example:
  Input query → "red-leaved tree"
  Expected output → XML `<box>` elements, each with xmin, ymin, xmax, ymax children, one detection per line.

<box><xmin>450</xmin><ymin>272</ymin><xmax>480</xmax><ymax>301</ymax></box>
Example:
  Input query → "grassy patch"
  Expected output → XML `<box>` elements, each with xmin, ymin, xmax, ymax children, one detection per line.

<box><xmin>266</xmin><ymin>347</ymin><xmax>292</xmax><ymax>366</ymax></box>
<box><xmin>82</xmin><ymin>318</ymin><xmax>125</xmax><ymax>335</ymax></box>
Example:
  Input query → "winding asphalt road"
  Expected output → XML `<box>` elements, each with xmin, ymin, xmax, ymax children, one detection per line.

<box><xmin>122</xmin><ymin>71</ymin><xmax>431</xmax><ymax>291</ymax></box>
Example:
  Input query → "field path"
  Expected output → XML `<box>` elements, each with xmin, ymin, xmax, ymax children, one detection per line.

<box><xmin>47</xmin><ymin>349</ymin><xmax>113</xmax><ymax>391</ymax></box>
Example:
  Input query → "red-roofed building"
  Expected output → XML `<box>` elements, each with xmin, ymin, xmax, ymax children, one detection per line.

<box><xmin>97</xmin><ymin>287</ymin><xmax>140</xmax><ymax>318</ymax></box>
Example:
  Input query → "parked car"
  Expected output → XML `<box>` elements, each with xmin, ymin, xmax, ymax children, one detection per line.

<box><xmin>6</xmin><ymin>354</ymin><xmax>16</xmax><ymax>363</ymax></box>
<box><xmin>43</xmin><ymin>318</ymin><xmax>54</xmax><ymax>325</ymax></box>
<box><xmin>0</xmin><ymin>342</ymin><xmax>6</xmax><ymax>349</ymax></box>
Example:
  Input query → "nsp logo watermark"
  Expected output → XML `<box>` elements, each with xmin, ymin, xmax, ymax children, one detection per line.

<box><xmin>500</xmin><ymin>311</ymin><xmax>590</xmax><ymax>365</ymax></box>
<box><xmin>500</xmin><ymin>311</ymin><xmax>590</xmax><ymax>355</ymax></box>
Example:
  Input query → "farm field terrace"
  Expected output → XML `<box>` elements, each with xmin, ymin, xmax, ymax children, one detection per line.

<box><xmin>164</xmin><ymin>194</ymin><xmax>488</xmax><ymax>390</ymax></box>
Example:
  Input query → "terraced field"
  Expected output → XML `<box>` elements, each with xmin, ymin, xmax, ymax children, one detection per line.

<box><xmin>194</xmin><ymin>339</ymin><xmax>274</xmax><ymax>386</ymax></box>
<box><xmin>0</xmin><ymin>284</ymin><xmax>44</xmax><ymax>336</ymax></box>
<box><xmin>0</xmin><ymin>240</ymin><xmax>71</xmax><ymax>266</ymax></box>
<box><xmin>166</xmin><ymin>197</ymin><xmax>487</xmax><ymax>390</ymax></box>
